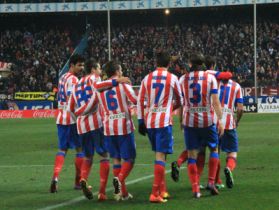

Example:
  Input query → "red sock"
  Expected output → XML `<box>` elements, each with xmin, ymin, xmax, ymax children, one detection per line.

<box><xmin>52</xmin><ymin>152</ymin><xmax>65</xmax><ymax>179</ymax></box>
<box><xmin>215</xmin><ymin>159</ymin><xmax>222</xmax><ymax>184</ymax></box>
<box><xmin>118</xmin><ymin>161</ymin><xmax>134</xmax><ymax>196</ymax></box>
<box><xmin>187</xmin><ymin>159</ymin><xmax>199</xmax><ymax>193</ymax></box>
<box><xmin>226</xmin><ymin>157</ymin><xmax>237</xmax><ymax>171</ymax></box>
<box><xmin>75</xmin><ymin>153</ymin><xmax>84</xmax><ymax>185</ymax></box>
<box><xmin>208</xmin><ymin>153</ymin><xmax>219</xmax><ymax>185</ymax></box>
<box><xmin>196</xmin><ymin>152</ymin><xmax>205</xmax><ymax>182</ymax></box>
<box><xmin>152</xmin><ymin>161</ymin><xmax>165</xmax><ymax>196</ymax></box>
<box><xmin>113</xmin><ymin>164</ymin><xmax>121</xmax><ymax>177</ymax></box>
<box><xmin>80</xmin><ymin>158</ymin><xmax>92</xmax><ymax>181</ymax></box>
<box><xmin>177</xmin><ymin>150</ymin><xmax>188</xmax><ymax>167</ymax></box>
<box><xmin>159</xmin><ymin>168</ymin><xmax>167</xmax><ymax>194</ymax></box>
<box><xmin>99</xmin><ymin>160</ymin><xmax>110</xmax><ymax>194</ymax></box>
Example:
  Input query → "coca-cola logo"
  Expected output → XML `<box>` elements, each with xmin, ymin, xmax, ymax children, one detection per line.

<box><xmin>0</xmin><ymin>110</ymin><xmax>23</xmax><ymax>119</ymax></box>
<box><xmin>32</xmin><ymin>110</ymin><xmax>57</xmax><ymax>118</ymax></box>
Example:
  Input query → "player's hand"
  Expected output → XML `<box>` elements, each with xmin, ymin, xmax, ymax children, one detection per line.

<box><xmin>138</xmin><ymin>123</ymin><xmax>147</xmax><ymax>136</ymax></box>
<box><xmin>218</xmin><ymin>122</ymin><xmax>224</xmax><ymax>137</ymax></box>
<box><xmin>180</xmin><ymin>123</ymin><xmax>184</xmax><ymax>131</ymax></box>
<box><xmin>235</xmin><ymin>120</ymin><xmax>239</xmax><ymax>128</ymax></box>
<box><xmin>117</xmin><ymin>77</ymin><xmax>131</xmax><ymax>84</ymax></box>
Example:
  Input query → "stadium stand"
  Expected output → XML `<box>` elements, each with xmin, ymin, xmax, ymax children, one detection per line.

<box><xmin>0</xmin><ymin>6</ymin><xmax>278</xmax><ymax>94</ymax></box>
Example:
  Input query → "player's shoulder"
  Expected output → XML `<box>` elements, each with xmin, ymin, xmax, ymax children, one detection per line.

<box><xmin>68</xmin><ymin>73</ymin><xmax>78</xmax><ymax>82</ymax></box>
<box><xmin>179</xmin><ymin>73</ymin><xmax>187</xmax><ymax>82</ymax></box>
<box><xmin>207</xmin><ymin>72</ymin><xmax>217</xmax><ymax>81</ymax></box>
<box><xmin>231</xmin><ymin>80</ymin><xmax>241</xmax><ymax>89</ymax></box>
<box><xmin>205</xmin><ymin>70</ymin><xmax>217</xmax><ymax>76</ymax></box>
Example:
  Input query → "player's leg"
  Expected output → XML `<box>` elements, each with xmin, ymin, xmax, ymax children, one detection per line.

<box><xmin>171</xmin><ymin>150</ymin><xmax>188</xmax><ymax>182</ymax></box>
<box><xmin>184</xmin><ymin>126</ymin><xmax>201</xmax><ymax>198</ymax></box>
<box><xmin>71</xmin><ymin>124</ymin><xmax>84</xmax><ymax>190</ymax></box>
<box><xmin>50</xmin><ymin>124</ymin><xmax>69</xmax><ymax>193</ymax></box>
<box><xmin>196</xmin><ymin>147</ymin><xmax>206</xmax><ymax>189</ymax></box>
<box><xmin>158</xmin><ymin>126</ymin><xmax>173</xmax><ymax>200</ymax></box>
<box><xmin>105</xmin><ymin>135</ymin><xmax>122</xmax><ymax>200</ymax></box>
<box><xmin>222</xmin><ymin>129</ymin><xmax>238</xmax><ymax>188</ymax></box>
<box><xmin>205</xmin><ymin>124</ymin><xmax>220</xmax><ymax>195</ymax></box>
<box><xmin>118</xmin><ymin>133</ymin><xmax>136</xmax><ymax>201</ymax></box>
<box><xmin>215</xmin><ymin>143</ymin><xmax>224</xmax><ymax>189</ymax></box>
<box><xmin>177</xmin><ymin>150</ymin><xmax>188</xmax><ymax>167</ymax></box>
<box><xmin>79</xmin><ymin>131</ymin><xmax>94</xmax><ymax>200</ymax></box>
<box><xmin>147</xmin><ymin>127</ymin><xmax>171</xmax><ymax>203</ymax></box>
<box><xmin>96</xmin><ymin>128</ymin><xmax>110</xmax><ymax>201</ymax></box>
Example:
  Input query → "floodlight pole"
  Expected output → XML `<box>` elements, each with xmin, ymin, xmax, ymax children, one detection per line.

<box><xmin>107</xmin><ymin>0</ymin><xmax>111</xmax><ymax>61</ymax></box>
<box><xmin>253</xmin><ymin>0</ymin><xmax>258</xmax><ymax>103</ymax></box>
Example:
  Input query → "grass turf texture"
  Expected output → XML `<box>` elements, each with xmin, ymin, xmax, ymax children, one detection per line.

<box><xmin>0</xmin><ymin>114</ymin><xmax>279</xmax><ymax>210</ymax></box>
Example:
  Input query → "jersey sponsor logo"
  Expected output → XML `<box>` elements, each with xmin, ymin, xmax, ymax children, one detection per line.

<box><xmin>109</xmin><ymin>112</ymin><xmax>126</xmax><ymax>120</ymax></box>
<box><xmin>150</xmin><ymin>107</ymin><xmax>167</xmax><ymax>113</ymax></box>
<box><xmin>222</xmin><ymin>107</ymin><xmax>234</xmax><ymax>114</ymax></box>
<box><xmin>189</xmin><ymin>107</ymin><xmax>210</xmax><ymax>113</ymax></box>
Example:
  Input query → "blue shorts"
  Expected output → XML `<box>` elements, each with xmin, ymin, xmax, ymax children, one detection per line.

<box><xmin>80</xmin><ymin>128</ymin><xmax>108</xmax><ymax>157</ymax></box>
<box><xmin>147</xmin><ymin>126</ymin><xmax>173</xmax><ymax>154</ymax></box>
<box><xmin>220</xmin><ymin>129</ymin><xmax>238</xmax><ymax>152</ymax></box>
<box><xmin>184</xmin><ymin>124</ymin><xmax>218</xmax><ymax>150</ymax></box>
<box><xmin>104</xmin><ymin>133</ymin><xmax>136</xmax><ymax>160</ymax></box>
<box><xmin>57</xmin><ymin>124</ymin><xmax>82</xmax><ymax>150</ymax></box>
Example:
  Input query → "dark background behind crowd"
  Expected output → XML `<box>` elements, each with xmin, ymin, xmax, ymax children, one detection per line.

<box><xmin>0</xmin><ymin>4</ymin><xmax>278</xmax><ymax>95</ymax></box>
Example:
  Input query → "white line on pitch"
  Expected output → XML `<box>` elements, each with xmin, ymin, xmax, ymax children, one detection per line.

<box><xmin>37</xmin><ymin>167</ymin><xmax>184</xmax><ymax>210</ymax></box>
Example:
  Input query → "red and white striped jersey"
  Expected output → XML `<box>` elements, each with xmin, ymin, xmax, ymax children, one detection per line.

<box><xmin>180</xmin><ymin>71</ymin><xmax>218</xmax><ymax>128</ymax></box>
<box><xmin>137</xmin><ymin>68</ymin><xmax>183</xmax><ymax>128</ymax></box>
<box><xmin>97</xmin><ymin>79</ymin><xmax>137</xmax><ymax>136</ymax></box>
<box><xmin>218</xmin><ymin>79</ymin><xmax>243</xmax><ymax>130</ymax></box>
<box><xmin>56</xmin><ymin>72</ymin><xmax>78</xmax><ymax>125</ymax></box>
<box><xmin>68</xmin><ymin>74</ymin><xmax>119</xmax><ymax>134</ymax></box>
<box><xmin>68</xmin><ymin>75</ymin><xmax>101</xmax><ymax>134</ymax></box>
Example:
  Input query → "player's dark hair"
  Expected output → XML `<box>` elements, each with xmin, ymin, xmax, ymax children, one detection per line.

<box><xmin>104</xmin><ymin>60</ymin><xmax>121</xmax><ymax>78</ymax></box>
<box><xmin>156</xmin><ymin>50</ymin><xmax>171</xmax><ymax>68</ymax></box>
<box><xmin>85</xmin><ymin>58</ymin><xmax>99</xmax><ymax>74</ymax></box>
<box><xmin>204</xmin><ymin>55</ymin><xmax>216</xmax><ymax>70</ymax></box>
<box><xmin>189</xmin><ymin>53</ymin><xmax>205</xmax><ymax>71</ymax></box>
<box><xmin>69</xmin><ymin>54</ymin><xmax>85</xmax><ymax>66</ymax></box>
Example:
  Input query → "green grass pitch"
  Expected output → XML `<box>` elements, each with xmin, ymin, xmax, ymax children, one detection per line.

<box><xmin>0</xmin><ymin>114</ymin><xmax>279</xmax><ymax>210</ymax></box>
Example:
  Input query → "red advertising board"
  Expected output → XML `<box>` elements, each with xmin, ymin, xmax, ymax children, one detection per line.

<box><xmin>0</xmin><ymin>109</ymin><xmax>58</xmax><ymax>119</ymax></box>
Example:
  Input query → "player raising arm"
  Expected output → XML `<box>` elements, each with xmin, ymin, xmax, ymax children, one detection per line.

<box><xmin>97</xmin><ymin>61</ymin><xmax>137</xmax><ymax>201</ymax></box>
<box><xmin>179</xmin><ymin>53</ymin><xmax>224</xmax><ymax>198</ymax></box>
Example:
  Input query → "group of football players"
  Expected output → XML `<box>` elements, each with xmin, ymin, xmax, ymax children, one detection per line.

<box><xmin>49</xmin><ymin>51</ymin><xmax>243</xmax><ymax>203</ymax></box>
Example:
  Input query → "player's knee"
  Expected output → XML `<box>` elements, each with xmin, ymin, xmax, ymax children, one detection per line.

<box><xmin>99</xmin><ymin>152</ymin><xmax>109</xmax><ymax>159</ymax></box>
<box><xmin>155</xmin><ymin>152</ymin><xmax>166</xmax><ymax>161</ymax></box>
<box><xmin>188</xmin><ymin>149</ymin><xmax>198</xmax><ymax>159</ymax></box>
<box><xmin>75</xmin><ymin>147</ymin><xmax>83</xmax><ymax>153</ymax></box>
<box><xmin>227</xmin><ymin>152</ymin><xmax>237</xmax><ymax>158</ymax></box>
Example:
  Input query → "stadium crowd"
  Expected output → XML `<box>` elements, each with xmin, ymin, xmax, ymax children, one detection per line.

<box><xmin>87</xmin><ymin>21</ymin><xmax>279</xmax><ymax>87</ymax></box>
<box><xmin>0</xmin><ymin>27</ymin><xmax>76</xmax><ymax>94</ymax></box>
<box><xmin>0</xmin><ymin>16</ymin><xmax>278</xmax><ymax>94</ymax></box>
